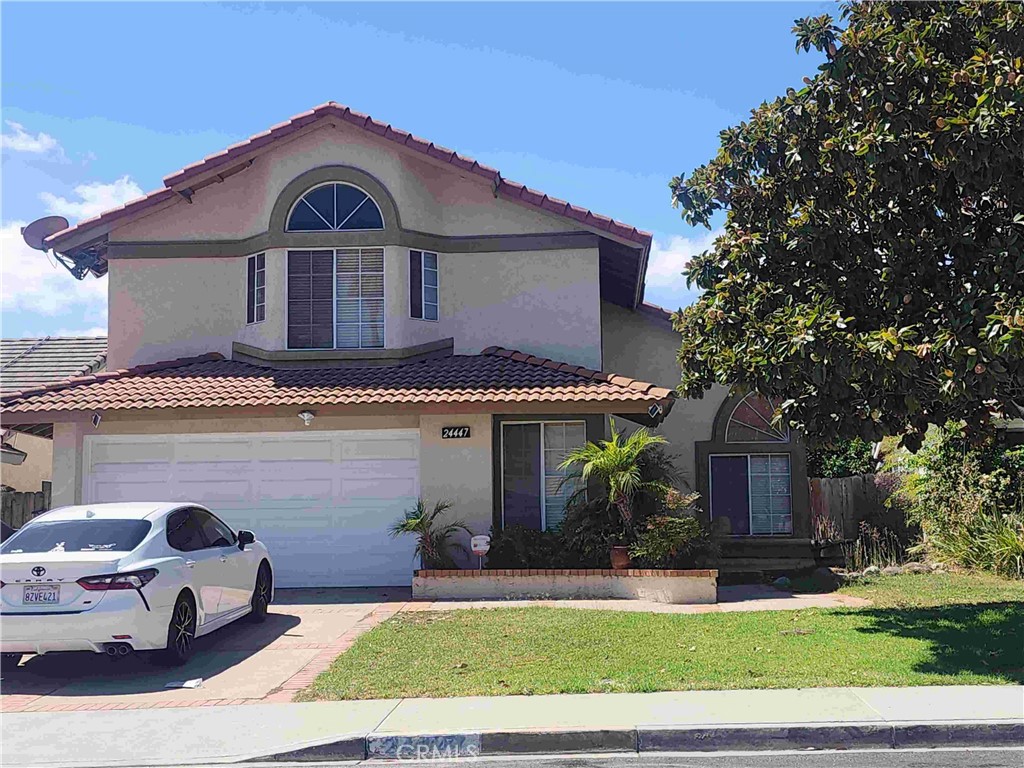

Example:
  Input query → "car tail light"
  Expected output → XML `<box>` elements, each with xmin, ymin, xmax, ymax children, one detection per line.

<box><xmin>77</xmin><ymin>569</ymin><xmax>158</xmax><ymax>591</ymax></box>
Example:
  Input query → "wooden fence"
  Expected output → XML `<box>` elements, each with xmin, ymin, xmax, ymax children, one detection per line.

<box><xmin>1</xmin><ymin>481</ymin><xmax>51</xmax><ymax>530</ymax></box>
<box><xmin>808</xmin><ymin>473</ymin><xmax>896</xmax><ymax>540</ymax></box>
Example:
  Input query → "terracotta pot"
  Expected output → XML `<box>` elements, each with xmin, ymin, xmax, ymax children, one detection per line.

<box><xmin>610</xmin><ymin>545</ymin><xmax>632</xmax><ymax>570</ymax></box>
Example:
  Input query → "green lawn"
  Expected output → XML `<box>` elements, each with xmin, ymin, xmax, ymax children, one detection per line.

<box><xmin>298</xmin><ymin>573</ymin><xmax>1024</xmax><ymax>701</ymax></box>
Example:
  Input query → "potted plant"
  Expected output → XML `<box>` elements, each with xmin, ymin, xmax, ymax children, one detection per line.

<box><xmin>390</xmin><ymin>499</ymin><xmax>470</xmax><ymax>569</ymax></box>
<box><xmin>559</xmin><ymin>419</ymin><xmax>670</xmax><ymax>569</ymax></box>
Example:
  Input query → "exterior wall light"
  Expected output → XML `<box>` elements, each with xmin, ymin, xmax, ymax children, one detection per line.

<box><xmin>298</xmin><ymin>410</ymin><xmax>316</xmax><ymax>426</ymax></box>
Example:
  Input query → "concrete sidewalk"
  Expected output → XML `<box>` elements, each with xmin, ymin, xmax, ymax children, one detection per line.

<box><xmin>3</xmin><ymin>685</ymin><xmax>1021</xmax><ymax>767</ymax></box>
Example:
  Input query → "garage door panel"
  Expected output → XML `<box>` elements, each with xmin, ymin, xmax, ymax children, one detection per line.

<box><xmin>336</xmin><ymin>459</ymin><xmax>419</xmax><ymax>479</ymax></box>
<box><xmin>342</xmin><ymin>439</ymin><xmax>418</xmax><ymax>461</ymax></box>
<box><xmin>176</xmin><ymin>440</ymin><xmax>253</xmax><ymax>462</ymax></box>
<box><xmin>343</xmin><ymin>478</ymin><xmax>418</xmax><ymax>501</ymax></box>
<box><xmin>254</xmin><ymin>438</ymin><xmax>334</xmax><ymax>462</ymax></box>
<box><xmin>91</xmin><ymin>441</ymin><xmax>173</xmax><ymax>464</ymax></box>
<box><xmin>259</xmin><ymin>477</ymin><xmax>335</xmax><ymax>501</ymax></box>
<box><xmin>175</xmin><ymin>479</ymin><xmax>254</xmax><ymax>503</ymax></box>
<box><xmin>90</xmin><ymin>479</ymin><xmax>181</xmax><ymax>503</ymax></box>
<box><xmin>84</xmin><ymin>430</ymin><xmax>420</xmax><ymax>587</ymax></box>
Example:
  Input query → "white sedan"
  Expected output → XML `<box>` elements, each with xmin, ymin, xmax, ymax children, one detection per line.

<box><xmin>0</xmin><ymin>502</ymin><xmax>274</xmax><ymax>666</ymax></box>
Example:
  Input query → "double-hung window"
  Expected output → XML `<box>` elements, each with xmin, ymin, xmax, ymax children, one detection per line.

<box><xmin>287</xmin><ymin>248</ymin><xmax>384</xmax><ymax>349</ymax></box>
<box><xmin>410</xmin><ymin>250</ymin><xmax>438</xmax><ymax>321</ymax></box>
<box><xmin>501</xmin><ymin>421</ymin><xmax>586</xmax><ymax>532</ymax></box>
<box><xmin>246</xmin><ymin>253</ymin><xmax>265</xmax><ymax>324</ymax></box>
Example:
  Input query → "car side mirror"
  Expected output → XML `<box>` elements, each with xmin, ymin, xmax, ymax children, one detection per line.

<box><xmin>237</xmin><ymin>530</ymin><xmax>255</xmax><ymax>549</ymax></box>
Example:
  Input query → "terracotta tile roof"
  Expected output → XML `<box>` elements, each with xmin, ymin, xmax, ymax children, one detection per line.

<box><xmin>1</xmin><ymin>336</ymin><xmax>108</xmax><ymax>396</ymax></box>
<box><xmin>44</xmin><ymin>102</ymin><xmax>651</xmax><ymax>251</ymax></box>
<box><xmin>1</xmin><ymin>348</ymin><xmax>675</xmax><ymax>415</ymax></box>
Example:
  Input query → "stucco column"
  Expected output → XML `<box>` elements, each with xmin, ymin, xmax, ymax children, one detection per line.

<box><xmin>51</xmin><ymin>421</ymin><xmax>86</xmax><ymax>507</ymax></box>
<box><xmin>417</xmin><ymin>414</ymin><xmax>493</xmax><ymax>565</ymax></box>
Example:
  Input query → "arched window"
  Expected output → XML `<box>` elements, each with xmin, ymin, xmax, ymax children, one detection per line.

<box><xmin>286</xmin><ymin>183</ymin><xmax>384</xmax><ymax>232</ymax></box>
<box><xmin>726</xmin><ymin>393</ymin><xmax>790</xmax><ymax>443</ymax></box>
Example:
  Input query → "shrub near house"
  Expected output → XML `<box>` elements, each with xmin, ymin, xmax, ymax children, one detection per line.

<box><xmin>889</xmin><ymin>424</ymin><xmax>1024</xmax><ymax>579</ymax></box>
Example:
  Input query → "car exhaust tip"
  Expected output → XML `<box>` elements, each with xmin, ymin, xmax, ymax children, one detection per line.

<box><xmin>104</xmin><ymin>642</ymin><xmax>133</xmax><ymax>658</ymax></box>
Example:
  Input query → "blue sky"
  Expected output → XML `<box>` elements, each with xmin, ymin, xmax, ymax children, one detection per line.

<box><xmin>1</xmin><ymin>2</ymin><xmax>827</xmax><ymax>339</ymax></box>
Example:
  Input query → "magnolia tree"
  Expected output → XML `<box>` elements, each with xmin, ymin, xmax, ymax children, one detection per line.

<box><xmin>670</xmin><ymin>1</ymin><xmax>1023</xmax><ymax>450</ymax></box>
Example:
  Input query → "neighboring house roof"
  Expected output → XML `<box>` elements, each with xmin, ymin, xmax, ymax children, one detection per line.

<box><xmin>44</xmin><ymin>102</ymin><xmax>652</xmax><ymax>252</ymax></box>
<box><xmin>1</xmin><ymin>348</ymin><xmax>675</xmax><ymax>419</ymax></box>
<box><xmin>0</xmin><ymin>337</ymin><xmax>108</xmax><ymax>396</ymax></box>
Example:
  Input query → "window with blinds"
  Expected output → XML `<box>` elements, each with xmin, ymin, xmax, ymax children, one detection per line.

<box><xmin>287</xmin><ymin>248</ymin><xmax>385</xmax><ymax>349</ymax></box>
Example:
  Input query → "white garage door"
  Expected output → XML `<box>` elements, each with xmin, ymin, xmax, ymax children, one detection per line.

<box><xmin>82</xmin><ymin>430</ymin><xmax>420</xmax><ymax>588</ymax></box>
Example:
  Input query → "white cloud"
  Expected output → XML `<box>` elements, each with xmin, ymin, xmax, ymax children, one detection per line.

<box><xmin>645</xmin><ymin>229</ymin><xmax>724</xmax><ymax>290</ymax></box>
<box><xmin>1</xmin><ymin>121</ymin><xmax>62</xmax><ymax>155</ymax></box>
<box><xmin>40</xmin><ymin>175</ymin><xmax>144</xmax><ymax>222</ymax></box>
<box><xmin>0</xmin><ymin>221</ymin><xmax>108</xmax><ymax>322</ymax></box>
<box><xmin>47</xmin><ymin>326</ymin><xmax>107</xmax><ymax>338</ymax></box>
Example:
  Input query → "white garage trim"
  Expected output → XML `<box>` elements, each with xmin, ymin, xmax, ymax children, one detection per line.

<box><xmin>82</xmin><ymin>430</ymin><xmax>420</xmax><ymax>588</ymax></box>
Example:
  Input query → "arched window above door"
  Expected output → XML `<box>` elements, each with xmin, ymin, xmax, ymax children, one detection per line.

<box><xmin>726</xmin><ymin>393</ymin><xmax>790</xmax><ymax>443</ymax></box>
<box><xmin>286</xmin><ymin>182</ymin><xmax>385</xmax><ymax>232</ymax></box>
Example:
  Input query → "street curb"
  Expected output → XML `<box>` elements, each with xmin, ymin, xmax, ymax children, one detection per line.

<box><xmin>254</xmin><ymin>736</ymin><xmax>366</xmax><ymax>763</ymax></box>
<box><xmin>892</xmin><ymin>720</ymin><xmax>1024</xmax><ymax>748</ymax></box>
<box><xmin>250</xmin><ymin>719</ymin><xmax>1024</xmax><ymax>762</ymax></box>
<box><xmin>637</xmin><ymin>722</ymin><xmax>894</xmax><ymax>752</ymax></box>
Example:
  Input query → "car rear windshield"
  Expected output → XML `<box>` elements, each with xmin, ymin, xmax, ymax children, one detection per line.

<box><xmin>1</xmin><ymin>520</ymin><xmax>152</xmax><ymax>554</ymax></box>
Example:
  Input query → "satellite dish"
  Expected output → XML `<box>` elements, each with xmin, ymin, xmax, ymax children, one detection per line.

<box><xmin>21</xmin><ymin>216</ymin><xmax>70</xmax><ymax>251</ymax></box>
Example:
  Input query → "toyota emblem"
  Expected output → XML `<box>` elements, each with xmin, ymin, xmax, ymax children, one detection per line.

<box><xmin>31</xmin><ymin>566</ymin><xmax>46</xmax><ymax>577</ymax></box>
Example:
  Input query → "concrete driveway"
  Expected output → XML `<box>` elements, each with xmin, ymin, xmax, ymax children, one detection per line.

<box><xmin>1</xmin><ymin>588</ymin><xmax>409</xmax><ymax>712</ymax></box>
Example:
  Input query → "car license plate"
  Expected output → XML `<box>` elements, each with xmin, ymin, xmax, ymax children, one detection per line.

<box><xmin>23</xmin><ymin>585</ymin><xmax>60</xmax><ymax>605</ymax></box>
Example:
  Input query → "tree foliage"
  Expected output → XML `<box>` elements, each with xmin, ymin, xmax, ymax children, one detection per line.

<box><xmin>670</xmin><ymin>1</ymin><xmax>1024</xmax><ymax>450</ymax></box>
<box><xmin>559</xmin><ymin>419</ymin><xmax>669</xmax><ymax>537</ymax></box>
<box><xmin>808</xmin><ymin>437</ymin><xmax>876</xmax><ymax>478</ymax></box>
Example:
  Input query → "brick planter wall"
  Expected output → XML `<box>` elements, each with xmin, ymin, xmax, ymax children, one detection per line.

<box><xmin>413</xmin><ymin>569</ymin><xmax>718</xmax><ymax>604</ymax></box>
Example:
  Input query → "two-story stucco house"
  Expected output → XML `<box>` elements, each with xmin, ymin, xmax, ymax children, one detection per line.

<box><xmin>3</xmin><ymin>103</ymin><xmax>811</xmax><ymax>586</ymax></box>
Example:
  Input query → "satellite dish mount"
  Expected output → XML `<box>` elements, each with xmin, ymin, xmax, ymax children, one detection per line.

<box><xmin>21</xmin><ymin>216</ymin><xmax>101</xmax><ymax>281</ymax></box>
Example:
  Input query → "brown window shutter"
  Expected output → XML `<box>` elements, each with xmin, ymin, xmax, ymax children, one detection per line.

<box><xmin>246</xmin><ymin>256</ymin><xmax>256</xmax><ymax>324</ymax></box>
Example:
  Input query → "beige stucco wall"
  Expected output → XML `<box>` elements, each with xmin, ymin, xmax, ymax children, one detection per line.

<box><xmin>601</xmin><ymin>301</ymin><xmax>729</xmax><ymax>487</ymax></box>
<box><xmin>0</xmin><ymin>433</ymin><xmax>52</xmax><ymax>493</ymax></box>
<box><xmin>51</xmin><ymin>422</ymin><xmax>84</xmax><ymax>508</ymax></box>
<box><xmin>108</xmin><ymin>245</ymin><xmax>601</xmax><ymax>370</ymax></box>
<box><xmin>107</xmin><ymin>257</ymin><xmax>242</xmax><ymax>367</ymax></box>
<box><xmin>418</xmin><ymin>413</ymin><xmax>494</xmax><ymax>566</ymax></box>
<box><xmin>113</xmin><ymin>122</ymin><xmax>577</xmax><ymax>243</ymax></box>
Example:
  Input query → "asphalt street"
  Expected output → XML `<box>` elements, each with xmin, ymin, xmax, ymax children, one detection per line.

<box><xmin>232</xmin><ymin>748</ymin><xmax>1024</xmax><ymax>768</ymax></box>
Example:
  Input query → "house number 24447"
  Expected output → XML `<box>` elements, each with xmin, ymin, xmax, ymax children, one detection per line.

<box><xmin>441</xmin><ymin>426</ymin><xmax>471</xmax><ymax>439</ymax></box>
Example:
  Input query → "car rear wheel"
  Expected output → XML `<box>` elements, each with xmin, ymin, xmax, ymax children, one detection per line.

<box><xmin>162</xmin><ymin>593</ymin><xmax>196</xmax><ymax>665</ymax></box>
<box><xmin>249</xmin><ymin>563</ymin><xmax>272</xmax><ymax>623</ymax></box>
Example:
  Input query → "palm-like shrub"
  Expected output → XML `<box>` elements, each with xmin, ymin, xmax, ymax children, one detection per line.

<box><xmin>389</xmin><ymin>499</ymin><xmax>469</xmax><ymax>569</ymax></box>
<box><xmin>559</xmin><ymin>419</ymin><xmax>669</xmax><ymax>538</ymax></box>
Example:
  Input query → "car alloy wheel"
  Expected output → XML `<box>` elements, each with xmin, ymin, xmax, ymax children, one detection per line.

<box><xmin>163</xmin><ymin>595</ymin><xmax>196</xmax><ymax>665</ymax></box>
<box><xmin>249</xmin><ymin>564</ymin><xmax>271</xmax><ymax>623</ymax></box>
